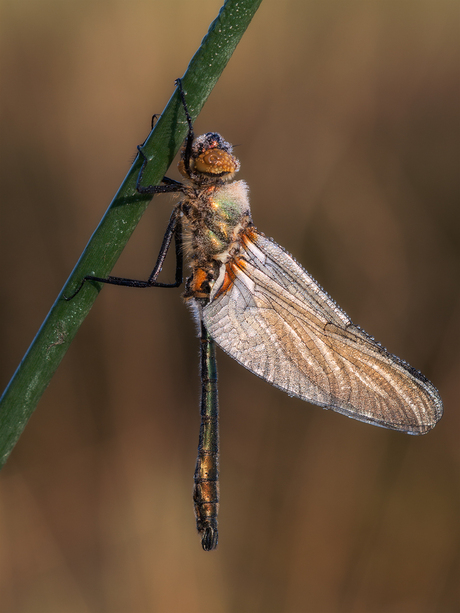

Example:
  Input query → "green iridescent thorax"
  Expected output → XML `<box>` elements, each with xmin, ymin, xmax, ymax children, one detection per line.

<box><xmin>207</xmin><ymin>181</ymin><xmax>251</xmax><ymax>252</ymax></box>
<box><xmin>184</xmin><ymin>179</ymin><xmax>251</xmax><ymax>264</ymax></box>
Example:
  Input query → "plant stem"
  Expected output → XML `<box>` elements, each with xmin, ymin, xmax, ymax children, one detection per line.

<box><xmin>0</xmin><ymin>0</ymin><xmax>263</xmax><ymax>468</ymax></box>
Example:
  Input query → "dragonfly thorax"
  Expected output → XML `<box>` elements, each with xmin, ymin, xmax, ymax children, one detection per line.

<box><xmin>181</xmin><ymin>179</ymin><xmax>252</xmax><ymax>301</ymax></box>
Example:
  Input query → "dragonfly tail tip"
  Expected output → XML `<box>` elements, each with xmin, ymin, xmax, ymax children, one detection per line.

<box><xmin>201</xmin><ymin>527</ymin><xmax>218</xmax><ymax>551</ymax></box>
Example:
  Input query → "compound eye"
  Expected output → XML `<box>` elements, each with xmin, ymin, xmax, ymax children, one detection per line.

<box><xmin>194</xmin><ymin>149</ymin><xmax>239</xmax><ymax>175</ymax></box>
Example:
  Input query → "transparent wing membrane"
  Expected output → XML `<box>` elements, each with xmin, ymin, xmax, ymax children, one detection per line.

<box><xmin>203</xmin><ymin>231</ymin><xmax>443</xmax><ymax>434</ymax></box>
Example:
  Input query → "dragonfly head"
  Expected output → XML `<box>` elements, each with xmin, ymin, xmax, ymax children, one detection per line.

<box><xmin>179</xmin><ymin>132</ymin><xmax>240</xmax><ymax>184</ymax></box>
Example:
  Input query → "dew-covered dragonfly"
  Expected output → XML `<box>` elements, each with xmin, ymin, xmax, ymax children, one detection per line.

<box><xmin>67</xmin><ymin>79</ymin><xmax>443</xmax><ymax>551</ymax></box>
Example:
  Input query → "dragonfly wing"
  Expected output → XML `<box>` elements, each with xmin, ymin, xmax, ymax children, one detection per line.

<box><xmin>202</xmin><ymin>229</ymin><xmax>443</xmax><ymax>434</ymax></box>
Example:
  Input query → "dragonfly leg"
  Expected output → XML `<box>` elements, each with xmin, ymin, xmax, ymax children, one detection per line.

<box><xmin>136</xmin><ymin>145</ymin><xmax>185</xmax><ymax>195</ymax></box>
<box><xmin>63</xmin><ymin>207</ymin><xmax>183</xmax><ymax>300</ymax></box>
<box><xmin>175</xmin><ymin>78</ymin><xmax>195</xmax><ymax>177</ymax></box>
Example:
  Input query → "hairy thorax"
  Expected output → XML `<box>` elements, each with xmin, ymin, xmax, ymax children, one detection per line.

<box><xmin>180</xmin><ymin>179</ymin><xmax>252</xmax><ymax>301</ymax></box>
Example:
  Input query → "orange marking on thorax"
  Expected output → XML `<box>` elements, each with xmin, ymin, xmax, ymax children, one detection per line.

<box><xmin>194</xmin><ymin>268</ymin><xmax>208</xmax><ymax>286</ymax></box>
<box><xmin>190</xmin><ymin>268</ymin><xmax>209</xmax><ymax>298</ymax></box>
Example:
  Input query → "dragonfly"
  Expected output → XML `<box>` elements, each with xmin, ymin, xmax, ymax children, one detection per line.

<box><xmin>66</xmin><ymin>79</ymin><xmax>443</xmax><ymax>551</ymax></box>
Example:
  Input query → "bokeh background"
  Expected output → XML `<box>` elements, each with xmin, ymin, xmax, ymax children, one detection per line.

<box><xmin>1</xmin><ymin>1</ymin><xmax>459</xmax><ymax>611</ymax></box>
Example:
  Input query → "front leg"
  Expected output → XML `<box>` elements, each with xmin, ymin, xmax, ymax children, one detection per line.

<box><xmin>136</xmin><ymin>145</ymin><xmax>185</xmax><ymax>195</ymax></box>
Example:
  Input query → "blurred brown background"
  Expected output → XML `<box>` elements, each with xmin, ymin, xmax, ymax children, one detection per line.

<box><xmin>0</xmin><ymin>1</ymin><xmax>459</xmax><ymax>611</ymax></box>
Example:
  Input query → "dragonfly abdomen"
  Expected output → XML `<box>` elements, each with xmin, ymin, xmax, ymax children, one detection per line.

<box><xmin>193</xmin><ymin>324</ymin><xmax>220</xmax><ymax>551</ymax></box>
